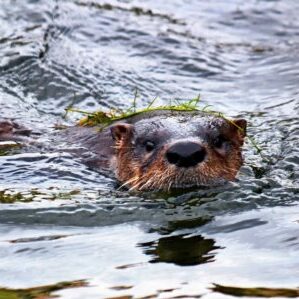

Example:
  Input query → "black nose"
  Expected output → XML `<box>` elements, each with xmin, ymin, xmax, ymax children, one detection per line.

<box><xmin>166</xmin><ymin>142</ymin><xmax>206</xmax><ymax>167</ymax></box>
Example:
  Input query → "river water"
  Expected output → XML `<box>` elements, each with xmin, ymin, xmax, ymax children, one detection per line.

<box><xmin>0</xmin><ymin>0</ymin><xmax>298</xmax><ymax>298</ymax></box>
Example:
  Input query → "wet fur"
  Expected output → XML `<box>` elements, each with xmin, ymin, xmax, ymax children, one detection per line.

<box><xmin>111</xmin><ymin>111</ymin><xmax>246</xmax><ymax>191</ymax></box>
<box><xmin>0</xmin><ymin>111</ymin><xmax>246</xmax><ymax>191</ymax></box>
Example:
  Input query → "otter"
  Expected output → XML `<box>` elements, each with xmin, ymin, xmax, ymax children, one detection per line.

<box><xmin>0</xmin><ymin>111</ymin><xmax>247</xmax><ymax>191</ymax></box>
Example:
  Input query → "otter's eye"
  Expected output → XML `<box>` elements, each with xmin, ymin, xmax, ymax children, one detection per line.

<box><xmin>144</xmin><ymin>141</ymin><xmax>155</xmax><ymax>152</ymax></box>
<box><xmin>213</xmin><ymin>136</ymin><xmax>226</xmax><ymax>148</ymax></box>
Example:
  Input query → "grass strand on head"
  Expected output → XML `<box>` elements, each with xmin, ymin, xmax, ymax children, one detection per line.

<box><xmin>65</xmin><ymin>95</ymin><xmax>262</xmax><ymax>155</ymax></box>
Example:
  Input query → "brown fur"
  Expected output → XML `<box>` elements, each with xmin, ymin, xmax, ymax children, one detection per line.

<box><xmin>110</xmin><ymin>112</ymin><xmax>246</xmax><ymax>191</ymax></box>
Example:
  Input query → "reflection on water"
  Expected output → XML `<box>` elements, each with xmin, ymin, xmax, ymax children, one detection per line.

<box><xmin>0</xmin><ymin>280</ymin><xmax>88</xmax><ymax>299</ymax></box>
<box><xmin>0</xmin><ymin>0</ymin><xmax>299</xmax><ymax>298</ymax></box>
<box><xmin>139</xmin><ymin>234</ymin><xmax>220</xmax><ymax>266</ymax></box>
<box><xmin>212</xmin><ymin>284</ymin><xmax>299</xmax><ymax>298</ymax></box>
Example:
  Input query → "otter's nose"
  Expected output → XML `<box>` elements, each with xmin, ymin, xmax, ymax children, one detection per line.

<box><xmin>166</xmin><ymin>142</ymin><xmax>206</xmax><ymax>167</ymax></box>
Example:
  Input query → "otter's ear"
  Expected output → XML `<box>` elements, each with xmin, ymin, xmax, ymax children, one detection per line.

<box><xmin>231</xmin><ymin>118</ymin><xmax>247</xmax><ymax>138</ymax></box>
<box><xmin>110</xmin><ymin>123</ymin><xmax>134</xmax><ymax>141</ymax></box>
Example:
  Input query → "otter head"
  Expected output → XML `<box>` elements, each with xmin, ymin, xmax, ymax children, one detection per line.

<box><xmin>110</xmin><ymin>111</ymin><xmax>246</xmax><ymax>191</ymax></box>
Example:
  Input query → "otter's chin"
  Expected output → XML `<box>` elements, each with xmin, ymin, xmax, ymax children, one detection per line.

<box><xmin>160</xmin><ymin>164</ymin><xmax>233</xmax><ymax>190</ymax></box>
<box><xmin>175</xmin><ymin>178</ymin><xmax>228</xmax><ymax>188</ymax></box>
<box><xmin>155</xmin><ymin>178</ymin><xmax>228</xmax><ymax>192</ymax></box>
<box><xmin>134</xmin><ymin>178</ymin><xmax>228</xmax><ymax>192</ymax></box>
<box><xmin>134</xmin><ymin>166</ymin><xmax>234</xmax><ymax>191</ymax></box>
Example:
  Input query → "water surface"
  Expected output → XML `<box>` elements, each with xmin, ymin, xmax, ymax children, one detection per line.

<box><xmin>0</xmin><ymin>0</ymin><xmax>298</xmax><ymax>298</ymax></box>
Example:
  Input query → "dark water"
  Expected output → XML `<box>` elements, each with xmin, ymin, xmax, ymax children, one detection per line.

<box><xmin>0</xmin><ymin>0</ymin><xmax>298</xmax><ymax>298</ymax></box>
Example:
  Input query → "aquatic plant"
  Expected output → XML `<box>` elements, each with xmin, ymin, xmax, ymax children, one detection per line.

<box><xmin>0</xmin><ymin>189</ymin><xmax>81</xmax><ymax>204</ymax></box>
<box><xmin>0</xmin><ymin>141</ymin><xmax>22</xmax><ymax>156</ymax></box>
<box><xmin>212</xmin><ymin>284</ymin><xmax>299</xmax><ymax>298</ymax></box>
<box><xmin>0</xmin><ymin>280</ymin><xmax>87</xmax><ymax>299</ymax></box>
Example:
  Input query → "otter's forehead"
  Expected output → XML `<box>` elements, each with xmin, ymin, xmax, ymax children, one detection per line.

<box><xmin>133</xmin><ymin>114</ymin><xmax>227</xmax><ymax>139</ymax></box>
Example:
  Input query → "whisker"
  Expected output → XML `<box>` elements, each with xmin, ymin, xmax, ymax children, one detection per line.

<box><xmin>118</xmin><ymin>175</ymin><xmax>140</xmax><ymax>190</ymax></box>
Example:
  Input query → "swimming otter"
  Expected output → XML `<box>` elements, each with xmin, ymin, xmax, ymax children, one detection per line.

<box><xmin>0</xmin><ymin>111</ymin><xmax>247</xmax><ymax>191</ymax></box>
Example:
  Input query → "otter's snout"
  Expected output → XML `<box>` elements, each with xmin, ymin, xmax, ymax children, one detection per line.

<box><xmin>166</xmin><ymin>142</ymin><xmax>206</xmax><ymax>167</ymax></box>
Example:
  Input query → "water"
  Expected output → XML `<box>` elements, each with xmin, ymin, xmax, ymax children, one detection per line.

<box><xmin>0</xmin><ymin>0</ymin><xmax>298</xmax><ymax>298</ymax></box>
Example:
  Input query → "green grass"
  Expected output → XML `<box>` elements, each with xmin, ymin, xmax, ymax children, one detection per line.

<box><xmin>66</xmin><ymin>95</ymin><xmax>204</xmax><ymax>127</ymax></box>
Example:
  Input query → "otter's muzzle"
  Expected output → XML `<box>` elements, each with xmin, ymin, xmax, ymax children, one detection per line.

<box><xmin>166</xmin><ymin>141</ymin><xmax>206</xmax><ymax>168</ymax></box>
